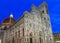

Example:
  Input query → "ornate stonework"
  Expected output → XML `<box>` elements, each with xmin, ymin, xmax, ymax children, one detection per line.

<box><xmin>2</xmin><ymin>2</ymin><xmax>54</xmax><ymax>43</ymax></box>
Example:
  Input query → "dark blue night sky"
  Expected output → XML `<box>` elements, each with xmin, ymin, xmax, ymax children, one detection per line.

<box><xmin>0</xmin><ymin>0</ymin><xmax>60</xmax><ymax>33</ymax></box>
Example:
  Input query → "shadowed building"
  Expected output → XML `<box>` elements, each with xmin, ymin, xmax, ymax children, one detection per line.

<box><xmin>53</xmin><ymin>33</ymin><xmax>60</xmax><ymax>43</ymax></box>
<box><xmin>0</xmin><ymin>14</ymin><xmax>16</xmax><ymax>43</ymax></box>
<box><xmin>0</xmin><ymin>1</ymin><xmax>54</xmax><ymax>43</ymax></box>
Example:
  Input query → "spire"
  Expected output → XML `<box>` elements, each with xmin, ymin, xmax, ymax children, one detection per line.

<box><xmin>39</xmin><ymin>0</ymin><xmax>47</xmax><ymax>8</ymax></box>
<box><xmin>10</xmin><ymin>13</ymin><xmax>13</xmax><ymax>18</ymax></box>
<box><xmin>31</xmin><ymin>4</ymin><xmax>36</xmax><ymax>10</ymax></box>
<box><xmin>31</xmin><ymin>4</ymin><xmax>38</xmax><ymax>11</ymax></box>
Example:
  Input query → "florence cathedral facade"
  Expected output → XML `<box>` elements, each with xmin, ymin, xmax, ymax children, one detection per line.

<box><xmin>0</xmin><ymin>2</ymin><xmax>54</xmax><ymax>43</ymax></box>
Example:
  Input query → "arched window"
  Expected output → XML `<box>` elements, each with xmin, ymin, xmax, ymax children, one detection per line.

<box><xmin>23</xmin><ymin>28</ymin><xmax>24</xmax><ymax>36</ymax></box>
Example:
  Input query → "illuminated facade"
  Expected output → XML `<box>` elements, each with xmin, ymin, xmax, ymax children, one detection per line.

<box><xmin>3</xmin><ymin>2</ymin><xmax>54</xmax><ymax>43</ymax></box>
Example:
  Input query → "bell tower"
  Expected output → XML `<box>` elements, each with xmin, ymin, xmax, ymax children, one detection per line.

<box><xmin>39</xmin><ymin>1</ymin><xmax>48</xmax><ymax>14</ymax></box>
<box><xmin>39</xmin><ymin>1</ymin><xmax>54</xmax><ymax>43</ymax></box>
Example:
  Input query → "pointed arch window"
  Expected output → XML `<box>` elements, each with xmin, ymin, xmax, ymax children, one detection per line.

<box><xmin>23</xmin><ymin>28</ymin><xmax>24</xmax><ymax>36</ymax></box>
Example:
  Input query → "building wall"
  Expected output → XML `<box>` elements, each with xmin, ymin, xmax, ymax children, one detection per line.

<box><xmin>3</xmin><ymin>17</ymin><xmax>24</xmax><ymax>43</ymax></box>
<box><xmin>53</xmin><ymin>33</ymin><xmax>60</xmax><ymax>43</ymax></box>
<box><xmin>3</xmin><ymin>2</ymin><xmax>54</xmax><ymax>43</ymax></box>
